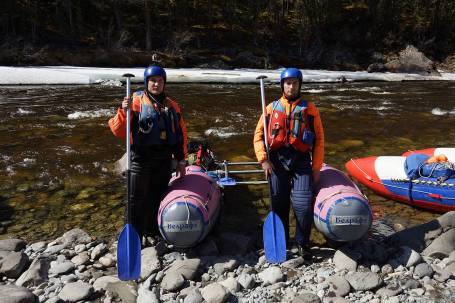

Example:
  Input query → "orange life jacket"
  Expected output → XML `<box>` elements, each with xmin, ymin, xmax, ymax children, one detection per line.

<box><xmin>267</xmin><ymin>99</ymin><xmax>314</xmax><ymax>153</ymax></box>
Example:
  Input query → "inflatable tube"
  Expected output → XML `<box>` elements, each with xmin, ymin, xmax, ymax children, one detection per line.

<box><xmin>345</xmin><ymin>156</ymin><xmax>455</xmax><ymax>212</ymax></box>
<box><xmin>158</xmin><ymin>165</ymin><xmax>221</xmax><ymax>247</ymax></box>
<box><xmin>313</xmin><ymin>164</ymin><xmax>372</xmax><ymax>242</ymax></box>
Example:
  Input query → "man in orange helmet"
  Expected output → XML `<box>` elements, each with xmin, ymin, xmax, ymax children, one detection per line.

<box><xmin>109</xmin><ymin>65</ymin><xmax>188</xmax><ymax>245</ymax></box>
<box><xmin>253</xmin><ymin>68</ymin><xmax>324</xmax><ymax>259</ymax></box>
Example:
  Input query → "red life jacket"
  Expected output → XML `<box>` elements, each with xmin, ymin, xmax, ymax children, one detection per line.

<box><xmin>267</xmin><ymin>99</ymin><xmax>314</xmax><ymax>152</ymax></box>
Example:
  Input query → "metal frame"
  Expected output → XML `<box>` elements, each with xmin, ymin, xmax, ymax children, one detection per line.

<box><xmin>217</xmin><ymin>161</ymin><xmax>268</xmax><ymax>185</ymax></box>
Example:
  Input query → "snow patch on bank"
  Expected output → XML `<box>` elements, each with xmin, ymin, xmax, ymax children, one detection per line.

<box><xmin>2</xmin><ymin>66</ymin><xmax>455</xmax><ymax>85</ymax></box>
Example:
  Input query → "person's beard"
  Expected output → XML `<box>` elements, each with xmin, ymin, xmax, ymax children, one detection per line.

<box><xmin>285</xmin><ymin>91</ymin><xmax>301</xmax><ymax>102</ymax></box>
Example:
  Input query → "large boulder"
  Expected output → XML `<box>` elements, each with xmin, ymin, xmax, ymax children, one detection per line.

<box><xmin>0</xmin><ymin>284</ymin><xmax>36</xmax><ymax>303</ymax></box>
<box><xmin>438</xmin><ymin>54</ymin><xmax>455</xmax><ymax>72</ymax></box>
<box><xmin>384</xmin><ymin>45</ymin><xmax>440</xmax><ymax>76</ymax></box>
<box><xmin>16</xmin><ymin>257</ymin><xmax>50</xmax><ymax>287</ymax></box>
<box><xmin>422</xmin><ymin>228</ymin><xmax>455</xmax><ymax>258</ymax></box>
<box><xmin>58</xmin><ymin>281</ymin><xmax>93</xmax><ymax>302</ymax></box>
<box><xmin>0</xmin><ymin>239</ymin><xmax>26</xmax><ymax>252</ymax></box>
<box><xmin>367</xmin><ymin>63</ymin><xmax>387</xmax><ymax>73</ymax></box>
<box><xmin>0</xmin><ymin>251</ymin><xmax>29</xmax><ymax>278</ymax></box>
<box><xmin>385</xmin><ymin>211</ymin><xmax>454</xmax><ymax>252</ymax></box>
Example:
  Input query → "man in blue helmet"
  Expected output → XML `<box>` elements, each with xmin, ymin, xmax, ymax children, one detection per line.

<box><xmin>253</xmin><ymin>68</ymin><xmax>325</xmax><ymax>259</ymax></box>
<box><xmin>109</xmin><ymin>65</ymin><xmax>188</xmax><ymax>246</ymax></box>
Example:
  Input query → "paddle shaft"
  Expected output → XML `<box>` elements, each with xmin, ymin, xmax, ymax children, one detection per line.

<box><xmin>259</xmin><ymin>77</ymin><xmax>271</xmax><ymax>157</ymax></box>
<box><xmin>258</xmin><ymin>76</ymin><xmax>275</xmax><ymax>207</ymax></box>
<box><xmin>125</xmin><ymin>75</ymin><xmax>133</xmax><ymax>224</ymax></box>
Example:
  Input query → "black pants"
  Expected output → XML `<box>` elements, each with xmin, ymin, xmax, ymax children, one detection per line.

<box><xmin>129</xmin><ymin>156</ymin><xmax>172</xmax><ymax>239</ymax></box>
<box><xmin>269</xmin><ymin>147</ymin><xmax>313</xmax><ymax>247</ymax></box>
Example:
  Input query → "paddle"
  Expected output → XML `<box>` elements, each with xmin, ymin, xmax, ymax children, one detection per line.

<box><xmin>117</xmin><ymin>73</ymin><xmax>141</xmax><ymax>280</ymax></box>
<box><xmin>257</xmin><ymin>75</ymin><xmax>286</xmax><ymax>263</ymax></box>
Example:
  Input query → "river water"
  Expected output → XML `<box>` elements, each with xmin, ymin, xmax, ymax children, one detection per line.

<box><xmin>0</xmin><ymin>82</ymin><xmax>454</xmax><ymax>244</ymax></box>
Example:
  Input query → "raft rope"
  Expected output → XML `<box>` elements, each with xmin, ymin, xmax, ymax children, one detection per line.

<box><xmin>180</xmin><ymin>194</ymin><xmax>211</xmax><ymax>225</ymax></box>
<box><xmin>183</xmin><ymin>196</ymin><xmax>191</xmax><ymax>224</ymax></box>
<box><xmin>349</xmin><ymin>159</ymin><xmax>455</xmax><ymax>200</ymax></box>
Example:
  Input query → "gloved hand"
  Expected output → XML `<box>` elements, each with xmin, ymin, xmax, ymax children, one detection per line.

<box><xmin>122</xmin><ymin>97</ymin><xmax>131</xmax><ymax>112</ymax></box>
<box><xmin>261</xmin><ymin>160</ymin><xmax>274</xmax><ymax>179</ymax></box>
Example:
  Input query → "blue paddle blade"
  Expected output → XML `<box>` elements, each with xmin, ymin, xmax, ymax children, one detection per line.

<box><xmin>217</xmin><ymin>177</ymin><xmax>237</xmax><ymax>186</ymax></box>
<box><xmin>263</xmin><ymin>211</ymin><xmax>286</xmax><ymax>263</ymax></box>
<box><xmin>117</xmin><ymin>224</ymin><xmax>141</xmax><ymax>280</ymax></box>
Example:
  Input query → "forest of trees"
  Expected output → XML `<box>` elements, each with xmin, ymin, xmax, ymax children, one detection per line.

<box><xmin>1</xmin><ymin>0</ymin><xmax>455</xmax><ymax>68</ymax></box>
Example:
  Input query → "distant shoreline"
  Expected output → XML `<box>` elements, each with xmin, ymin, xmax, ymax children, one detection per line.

<box><xmin>1</xmin><ymin>66</ymin><xmax>455</xmax><ymax>86</ymax></box>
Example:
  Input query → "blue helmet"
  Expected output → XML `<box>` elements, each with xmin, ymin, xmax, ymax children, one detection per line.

<box><xmin>280</xmin><ymin>68</ymin><xmax>302</xmax><ymax>91</ymax></box>
<box><xmin>143</xmin><ymin>65</ymin><xmax>166</xmax><ymax>88</ymax></box>
<box><xmin>280</xmin><ymin>68</ymin><xmax>302</xmax><ymax>84</ymax></box>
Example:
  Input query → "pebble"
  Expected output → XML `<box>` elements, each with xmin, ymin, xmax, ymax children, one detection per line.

<box><xmin>0</xmin><ymin>213</ymin><xmax>452</xmax><ymax>303</ymax></box>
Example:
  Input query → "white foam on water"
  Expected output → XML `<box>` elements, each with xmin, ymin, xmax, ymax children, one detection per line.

<box><xmin>229</xmin><ymin>112</ymin><xmax>244</xmax><ymax>118</ymax></box>
<box><xmin>329</xmin><ymin>96</ymin><xmax>347</xmax><ymax>101</ymax></box>
<box><xmin>332</xmin><ymin>104</ymin><xmax>361</xmax><ymax>111</ymax></box>
<box><xmin>68</xmin><ymin>108</ymin><xmax>114</xmax><ymax>119</ymax></box>
<box><xmin>55</xmin><ymin>146</ymin><xmax>77</xmax><ymax>154</ymax></box>
<box><xmin>303</xmin><ymin>89</ymin><xmax>327</xmax><ymax>93</ymax></box>
<box><xmin>70</xmin><ymin>164</ymin><xmax>89</xmax><ymax>174</ymax></box>
<box><xmin>431</xmin><ymin>107</ymin><xmax>448</xmax><ymax>115</ymax></box>
<box><xmin>372</xmin><ymin>106</ymin><xmax>390</xmax><ymax>111</ymax></box>
<box><xmin>19</xmin><ymin>158</ymin><xmax>36</xmax><ymax>167</ymax></box>
<box><xmin>360</xmin><ymin>86</ymin><xmax>381</xmax><ymax>92</ymax></box>
<box><xmin>38</xmin><ymin>170</ymin><xmax>50</xmax><ymax>179</ymax></box>
<box><xmin>93</xmin><ymin>161</ymin><xmax>109</xmax><ymax>173</ymax></box>
<box><xmin>56</xmin><ymin>123</ymin><xmax>76</xmax><ymax>129</ymax></box>
<box><xmin>1</xmin><ymin>155</ymin><xmax>11</xmax><ymax>162</ymax></box>
<box><xmin>371</xmin><ymin>91</ymin><xmax>393</xmax><ymax>95</ymax></box>
<box><xmin>17</xmin><ymin>108</ymin><xmax>34</xmax><ymax>115</ymax></box>
<box><xmin>204</xmin><ymin>127</ymin><xmax>241</xmax><ymax>138</ymax></box>
<box><xmin>5</xmin><ymin>165</ymin><xmax>15</xmax><ymax>175</ymax></box>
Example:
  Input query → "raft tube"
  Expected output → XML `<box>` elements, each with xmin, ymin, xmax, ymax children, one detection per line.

<box><xmin>313</xmin><ymin>164</ymin><xmax>372</xmax><ymax>242</ymax></box>
<box><xmin>158</xmin><ymin>165</ymin><xmax>221</xmax><ymax>247</ymax></box>
<box><xmin>345</xmin><ymin>156</ymin><xmax>455</xmax><ymax>212</ymax></box>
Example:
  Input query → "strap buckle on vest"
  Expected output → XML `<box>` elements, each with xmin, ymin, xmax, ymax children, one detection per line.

<box><xmin>271</xmin><ymin>123</ymin><xmax>280</xmax><ymax>138</ymax></box>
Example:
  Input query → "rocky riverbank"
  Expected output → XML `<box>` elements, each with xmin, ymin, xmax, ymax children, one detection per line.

<box><xmin>0</xmin><ymin>212</ymin><xmax>454</xmax><ymax>303</ymax></box>
<box><xmin>1</xmin><ymin>44</ymin><xmax>455</xmax><ymax>74</ymax></box>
